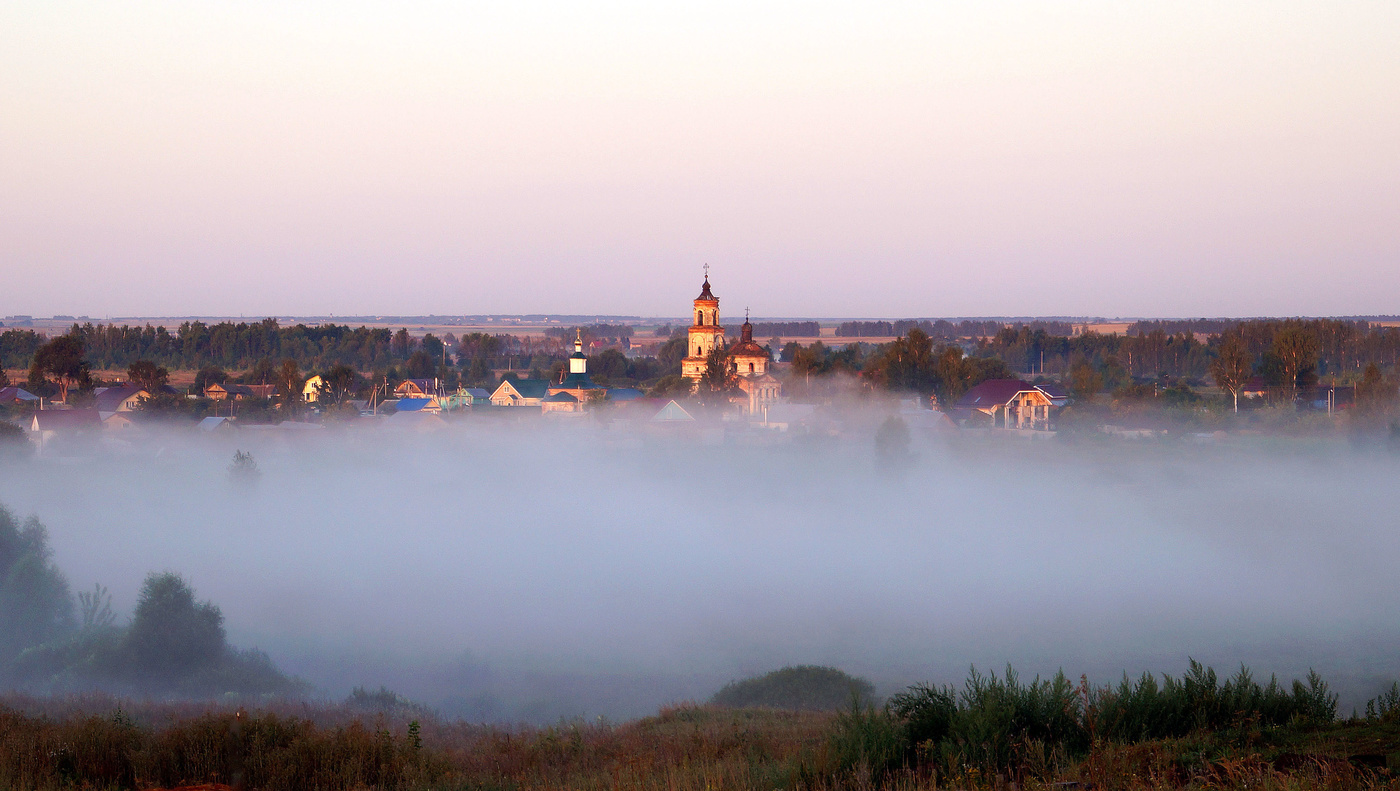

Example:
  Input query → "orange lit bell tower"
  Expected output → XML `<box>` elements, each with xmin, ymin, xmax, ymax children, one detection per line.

<box><xmin>681</xmin><ymin>265</ymin><xmax>723</xmax><ymax>382</ymax></box>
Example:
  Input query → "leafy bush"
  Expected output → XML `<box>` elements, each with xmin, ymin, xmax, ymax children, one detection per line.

<box><xmin>124</xmin><ymin>572</ymin><xmax>225</xmax><ymax>681</ymax></box>
<box><xmin>711</xmin><ymin>665</ymin><xmax>877</xmax><ymax>712</ymax></box>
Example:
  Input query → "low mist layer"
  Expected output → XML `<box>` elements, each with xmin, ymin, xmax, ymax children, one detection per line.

<box><xmin>2</xmin><ymin>417</ymin><xmax>1398</xmax><ymax>721</ymax></box>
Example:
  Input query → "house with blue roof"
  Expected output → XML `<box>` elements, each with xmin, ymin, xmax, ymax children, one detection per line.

<box><xmin>393</xmin><ymin>397</ymin><xmax>442</xmax><ymax>415</ymax></box>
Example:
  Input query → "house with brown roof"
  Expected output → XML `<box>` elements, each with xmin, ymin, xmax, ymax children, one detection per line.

<box><xmin>394</xmin><ymin>378</ymin><xmax>439</xmax><ymax>398</ymax></box>
<box><xmin>952</xmin><ymin>379</ymin><xmax>1067</xmax><ymax>431</ymax></box>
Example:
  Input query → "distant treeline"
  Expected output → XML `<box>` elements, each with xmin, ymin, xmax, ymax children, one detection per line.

<box><xmin>0</xmin><ymin>322</ymin><xmax>568</xmax><ymax>374</ymax></box>
<box><xmin>981</xmin><ymin>318</ymin><xmax>1400</xmax><ymax>379</ymax></box>
<box><xmin>741</xmin><ymin>321</ymin><xmax>821</xmax><ymax>337</ymax></box>
<box><xmin>544</xmin><ymin>323</ymin><xmax>634</xmax><ymax>343</ymax></box>
<box><xmin>772</xmin><ymin>318</ymin><xmax>1400</xmax><ymax>407</ymax></box>
<box><xmin>836</xmin><ymin>320</ymin><xmax>1075</xmax><ymax>339</ymax></box>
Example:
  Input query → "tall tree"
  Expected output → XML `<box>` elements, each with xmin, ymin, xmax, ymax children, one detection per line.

<box><xmin>1355</xmin><ymin>363</ymin><xmax>1395</xmax><ymax>413</ymax></box>
<box><xmin>1068</xmin><ymin>359</ymin><xmax>1103</xmax><ymax>403</ymax></box>
<box><xmin>391</xmin><ymin>328</ymin><xmax>413</xmax><ymax>359</ymax></box>
<box><xmin>406</xmin><ymin>350</ymin><xmax>436</xmax><ymax>379</ymax></box>
<box><xmin>1210</xmin><ymin>335</ymin><xmax>1252</xmax><ymax>413</ymax></box>
<box><xmin>192</xmin><ymin>365</ymin><xmax>227</xmax><ymax>395</ymax></box>
<box><xmin>126</xmin><ymin>359</ymin><xmax>169</xmax><ymax>393</ymax></box>
<box><xmin>123</xmin><ymin>572</ymin><xmax>225</xmax><ymax>681</ymax></box>
<box><xmin>1271</xmin><ymin>326</ymin><xmax>1320</xmax><ymax>404</ymax></box>
<box><xmin>30</xmin><ymin>335</ymin><xmax>91</xmax><ymax>403</ymax></box>
<box><xmin>0</xmin><ymin>506</ymin><xmax>75</xmax><ymax>664</ymax></box>
<box><xmin>867</xmin><ymin>329</ymin><xmax>937</xmax><ymax>394</ymax></box>
<box><xmin>698</xmin><ymin>342</ymin><xmax>734</xmax><ymax>405</ymax></box>
<box><xmin>245</xmin><ymin>358</ymin><xmax>275</xmax><ymax>386</ymax></box>
<box><xmin>318</xmin><ymin>364</ymin><xmax>359</xmax><ymax>404</ymax></box>
<box><xmin>277</xmin><ymin>359</ymin><xmax>304</xmax><ymax>406</ymax></box>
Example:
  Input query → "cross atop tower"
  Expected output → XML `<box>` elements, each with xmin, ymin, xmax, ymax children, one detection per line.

<box><xmin>703</xmin><ymin>263</ymin><xmax>710</xmax><ymax>279</ymax></box>
<box><xmin>745</xmin><ymin>306</ymin><xmax>750</xmax><ymax>321</ymax></box>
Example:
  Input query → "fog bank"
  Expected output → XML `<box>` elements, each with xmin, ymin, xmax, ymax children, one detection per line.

<box><xmin>2</xmin><ymin>417</ymin><xmax>1397</xmax><ymax>720</ymax></box>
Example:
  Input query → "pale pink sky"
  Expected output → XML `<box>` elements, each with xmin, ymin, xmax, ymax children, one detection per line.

<box><xmin>1</xmin><ymin>2</ymin><xmax>1397</xmax><ymax>318</ymax></box>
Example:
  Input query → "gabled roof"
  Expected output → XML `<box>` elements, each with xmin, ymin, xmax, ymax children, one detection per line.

<box><xmin>651</xmin><ymin>400</ymin><xmax>695</xmax><ymax>422</ymax></box>
<box><xmin>0</xmin><ymin>386</ymin><xmax>38</xmax><ymax>403</ymax></box>
<box><xmin>396</xmin><ymin>378</ymin><xmax>436</xmax><ymax>393</ymax></box>
<box><xmin>394</xmin><ymin>397</ymin><xmax>439</xmax><ymax>412</ymax></box>
<box><xmin>198</xmin><ymin>416</ymin><xmax>233</xmax><ymax>431</ymax></box>
<box><xmin>955</xmin><ymin>379</ymin><xmax>1033</xmax><ymax>408</ymax></box>
<box><xmin>31</xmin><ymin>409</ymin><xmax>103</xmax><ymax>431</ymax></box>
<box><xmin>494</xmin><ymin>379</ymin><xmax>549</xmax><ymax>399</ymax></box>
<box><xmin>542</xmin><ymin>391</ymin><xmax>578</xmax><ymax>403</ymax></box>
<box><xmin>608</xmin><ymin>387</ymin><xmax>644</xmax><ymax>401</ymax></box>
<box><xmin>94</xmin><ymin>384</ymin><xmax>146</xmax><ymax>412</ymax></box>
<box><xmin>464</xmin><ymin>388</ymin><xmax>490</xmax><ymax>398</ymax></box>
<box><xmin>955</xmin><ymin>379</ymin><xmax>1065</xmax><ymax>409</ymax></box>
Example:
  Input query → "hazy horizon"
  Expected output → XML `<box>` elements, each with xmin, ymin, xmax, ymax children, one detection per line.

<box><xmin>3</xmin><ymin>2</ymin><xmax>1398</xmax><ymax>319</ymax></box>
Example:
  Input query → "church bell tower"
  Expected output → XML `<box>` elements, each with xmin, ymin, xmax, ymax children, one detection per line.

<box><xmin>681</xmin><ymin>266</ymin><xmax>723</xmax><ymax>381</ymax></box>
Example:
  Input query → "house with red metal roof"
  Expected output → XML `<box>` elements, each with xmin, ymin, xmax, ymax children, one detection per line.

<box><xmin>952</xmin><ymin>379</ymin><xmax>1068</xmax><ymax>431</ymax></box>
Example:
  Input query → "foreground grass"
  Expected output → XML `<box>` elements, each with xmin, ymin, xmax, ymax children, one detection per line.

<box><xmin>4</xmin><ymin>696</ymin><xmax>1400</xmax><ymax>790</ymax></box>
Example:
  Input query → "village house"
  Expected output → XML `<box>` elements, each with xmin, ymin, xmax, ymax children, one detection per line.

<box><xmin>197</xmin><ymin>416</ymin><xmax>235</xmax><ymax>432</ymax></box>
<box><xmin>102</xmin><ymin>412</ymin><xmax>139</xmax><ymax>431</ymax></box>
<box><xmin>29</xmin><ymin>409</ymin><xmax>103</xmax><ymax>449</ymax></box>
<box><xmin>0</xmin><ymin>386</ymin><xmax>40</xmax><ymax>406</ymax></box>
<box><xmin>952</xmin><ymin>379</ymin><xmax>1068</xmax><ymax>431</ymax></box>
<box><xmin>302</xmin><ymin>375</ymin><xmax>323</xmax><ymax>403</ymax></box>
<box><xmin>489</xmin><ymin>378</ymin><xmax>549</xmax><ymax>407</ymax></box>
<box><xmin>392</xmin><ymin>397</ymin><xmax>443</xmax><ymax>415</ymax></box>
<box><xmin>204</xmin><ymin>383</ymin><xmax>277</xmax><ymax>401</ymax></box>
<box><xmin>394</xmin><ymin>378</ymin><xmax>439</xmax><ymax>398</ymax></box>
<box><xmin>94</xmin><ymin>384</ymin><xmax>149</xmax><ymax>415</ymax></box>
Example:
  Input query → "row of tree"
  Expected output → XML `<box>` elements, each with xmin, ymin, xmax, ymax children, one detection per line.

<box><xmin>7</xmin><ymin>319</ymin><xmax>1400</xmax><ymax>415</ymax></box>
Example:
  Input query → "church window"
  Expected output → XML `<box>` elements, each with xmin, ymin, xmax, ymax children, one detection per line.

<box><xmin>748</xmin><ymin>363</ymin><xmax>754</xmax><ymax>373</ymax></box>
